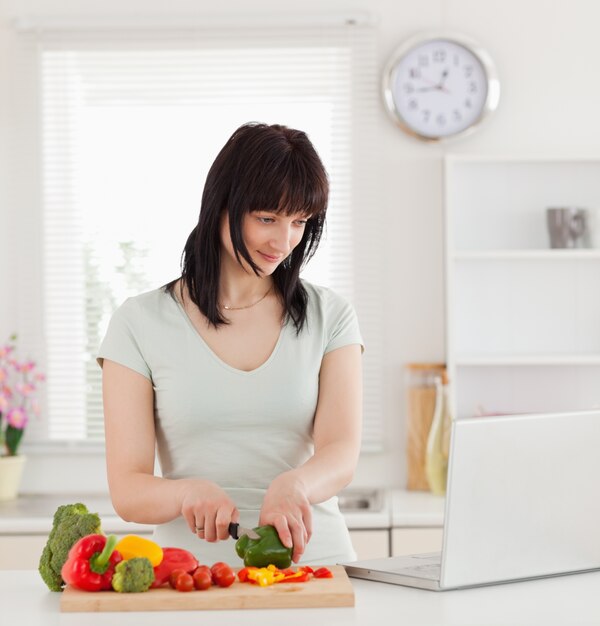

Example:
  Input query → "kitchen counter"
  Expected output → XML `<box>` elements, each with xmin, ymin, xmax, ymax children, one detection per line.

<box><xmin>0</xmin><ymin>489</ymin><xmax>440</xmax><ymax>534</ymax></box>
<box><xmin>4</xmin><ymin>568</ymin><xmax>600</xmax><ymax>625</ymax></box>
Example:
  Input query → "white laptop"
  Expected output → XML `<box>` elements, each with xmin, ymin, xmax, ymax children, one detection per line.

<box><xmin>343</xmin><ymin>409</ymin><xmax>600</xmax><ymax>591</ymax></box>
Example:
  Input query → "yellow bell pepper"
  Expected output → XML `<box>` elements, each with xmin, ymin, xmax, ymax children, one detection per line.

<box><xmin>247</xmin><ymin>566</ymin><xmax>286</xmax><ymax>587</ymax></box>
<box><xmin>114</xmin><ymin>535</ymin><xmax>163</xmax><ymax>567</ymax></box>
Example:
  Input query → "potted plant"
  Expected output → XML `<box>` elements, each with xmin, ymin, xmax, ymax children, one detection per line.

<box><xmin>0</xmin><ymin>334</ymin><xmax>45</xmax><ymax>500</ymax></box>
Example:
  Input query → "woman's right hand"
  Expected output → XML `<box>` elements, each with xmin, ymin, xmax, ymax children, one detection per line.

<box><xmin>178</xmin><ymin>478</ymin><xmax>239</xmax><ymax>542</ymax></box>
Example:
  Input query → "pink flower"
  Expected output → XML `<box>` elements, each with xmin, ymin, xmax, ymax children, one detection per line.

<box><xmin>16</xmin><ymin>382</ymin><xmax>36</xmax><ymax>396</ymax></box>
<box><xmin>0</xmin><ymin>345</ymin><xmax>14</xmax><ymax>359</ymax></box>
<box><xmin>22</xmin><ymin>360</ymin><xmax>36</xmax><ymax>372</ymax></box>
<box><xmin>34</xmin><ymin>372</ymin><xmax>46</xmax><ymax>382</ymax></box>
<box><xmin>0</xmin><ymin>393</ymin><xmax>8</xmax><ymax>413</ymax></box>
<box><xmin>0</xmin><ymin>367</ymin><xmax>7</xmax><ymax>383</ymax></box>
<box><xmin>6</xmin><ymin>407</ymin><xmax>28</xmax><ymax>429</ymax></box>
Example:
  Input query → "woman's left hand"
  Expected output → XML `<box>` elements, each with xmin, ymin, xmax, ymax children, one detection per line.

<box><xmin>259</xmin><ymin>472</ymin><xmax>313</xmax><ymax>563</ymax></box>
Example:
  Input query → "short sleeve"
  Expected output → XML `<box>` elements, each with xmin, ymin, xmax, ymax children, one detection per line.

<box><xmin>324</xmin><ymin>292</ymin><xmax>365</xmax><ymax>355</ymax></box>
<box><xmin>96</xmin><ymin>298</ymin><xmax>152</xmax><ymax>381</ymax></box>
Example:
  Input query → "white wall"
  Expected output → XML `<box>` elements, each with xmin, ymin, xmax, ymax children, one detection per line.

<box><xmin>2</xmin><ymin>0</ymin><xmax>600</xmax><ymax>493</ymax></box>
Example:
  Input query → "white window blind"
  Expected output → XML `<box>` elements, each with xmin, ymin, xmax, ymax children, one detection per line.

<box><xmin>11</xmin><ymin>17</ymin><xmax>383</xmax><ymax>451</ymax></box>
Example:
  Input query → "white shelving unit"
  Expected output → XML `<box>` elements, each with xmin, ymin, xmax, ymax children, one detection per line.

<box><xmin>444</xmin><ymin>156</ymin><xmax>600</xmax><ymax>418</ymax></box>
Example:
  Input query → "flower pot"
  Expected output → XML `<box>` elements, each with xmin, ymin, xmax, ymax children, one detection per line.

<box><xmin>0</xmin><ymin>455</ymin><xmax>26</xmax><ymax>501</ymax></box>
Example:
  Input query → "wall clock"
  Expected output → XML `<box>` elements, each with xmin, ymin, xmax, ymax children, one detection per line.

<box><xmin>382</xmin><ymin>32</ymin><xmax>500</xmax><ymax>142</ymax></box>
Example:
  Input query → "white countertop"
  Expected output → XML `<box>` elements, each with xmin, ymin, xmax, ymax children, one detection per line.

<box><xmin>4</xmin><ymin>568</ymin><xmax>600</xmax><ymax>625</ymax></box>
<box><xmin>0</xmin><ymin>489</ymin><xmax>443</xmax><ymax>535</ymax></box>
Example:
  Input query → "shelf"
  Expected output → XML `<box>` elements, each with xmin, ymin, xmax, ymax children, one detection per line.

<box><xmin>454</xmin><ymin>250</ymin><xmax>600</xmax><ymax>260</ymax></box>
<box><xmin>456</xmin><ymin>355</ymin><xmax>600</xmax><ymax>366</ymax></box>
<box><xmin>445</xmin><ymin>156</ymin><xmax>600</xmax><ymax>417</ymax></box>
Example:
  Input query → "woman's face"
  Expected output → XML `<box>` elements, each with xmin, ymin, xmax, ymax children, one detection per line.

<box><xmin>220</xmin><ymin>210</ymin><xmax>308</xmax><ymax>276</ymax></box>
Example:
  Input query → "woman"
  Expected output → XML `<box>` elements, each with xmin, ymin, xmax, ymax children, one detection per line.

<box><xmin>98</xmin><ymin>122</ymin><xmax>363</xmax><ymax>565</ymax></box>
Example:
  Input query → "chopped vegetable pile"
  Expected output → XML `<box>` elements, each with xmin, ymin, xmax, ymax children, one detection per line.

<box><xmin>237</xmin><ymin>564</ymin><xmax>333</xmax><ymax>586</ymax></box>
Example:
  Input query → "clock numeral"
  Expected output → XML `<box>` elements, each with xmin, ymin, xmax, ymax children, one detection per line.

<box><xmin>468</xmin><ymin>81</ymin><xmax>477</xmax><ymax>93</ymax></box>
<box><xmin>453</xmin><ymin>109</ymin><xmax>463</xmax><ymax>122</ymax></box>
<box><xmin>465</xmin><ymin>98</ymin><xmax>472</xmax><ymax>109</ymax></box>
<box><xmin>403</xmin><ymin>83</ymin><xmax>415</xmax><ymax>94</ymax></box>
<box><xmin>433</xmin><ymin>49</ymin><xmax>446</xmax><ymax>63</ymax></box>
<box><xmin>408</xmin><ymin>99</ymin><xmax>418</xmax><ymax>110</ymax></box>
<box><xmin>464</xmin><ymin>65</ymin><xmax>474</xmax><ymax>78</ymax></box>
<box><xmin>409</xmin><ymin>67</ymin><xmax>421</xmax><ymax>79</ymax></box>
<box><xmin>453</xmin><ymin>54</ymin><xmax>460</xmax><ymax>67</ymax></box>
<box><xmin>421</xmin><ymin>109</ymin><xmax>431</xmax><ymax>123</ymax></box>
<box><xmin>418</xmin><ymin>54</ymin><xmax>429</xmax><ymax>67</ymax></box>
<box><xmin>436</xmin><ymin>113</ymin><xmax>446</xmax><ymax>126</ymax></box>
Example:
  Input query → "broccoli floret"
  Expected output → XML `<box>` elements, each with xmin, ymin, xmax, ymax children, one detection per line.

<box><xmin>111</xmin><ymin>557</ymin><xmax>155</xmax><ymax>593</ymax></box>
<box><xmin>38</xmin><ymin>503</ymin><xmax>102</xmax><ymax>592</ymax></box>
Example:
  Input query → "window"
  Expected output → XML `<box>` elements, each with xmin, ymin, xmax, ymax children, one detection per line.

<box><xmin>11</xmin><ymin>17</ymin><xmax>383</xmax><ymax>451</ymax></box>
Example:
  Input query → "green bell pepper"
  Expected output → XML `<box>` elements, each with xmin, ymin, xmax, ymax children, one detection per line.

<box><xmin>235</xmin><ymin>525</ymin><xmax>293</xmax><ymax>569</ymax></box>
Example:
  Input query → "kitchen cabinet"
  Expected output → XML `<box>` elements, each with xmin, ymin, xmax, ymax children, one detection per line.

<box><xmin>391</xmin><ymin>527</ymin><xmax>443</xmax><ymax>556</ymax></box>
<box><xmin>348</xmin><ymin>529</ymin><xmax>390</xmax><ymax>560</ymax></box>
<box><xmin>0</xmin><ymin>535</ymin><xmax>48</xmax><ymax>570</ymax></box>
<box><xmin>445</xmin><ymin>156</ymin><xmax>600</xmax><ymax>418</ymax></box>
<box><xmin>0</xmin><ymin>530</ymin><xmax>153</xmax><ymax>570</ymax></box>
<box><xmin>1</xmin><ymin>530</ymin><xmax>391</xmax><ymax>570</ymax></box>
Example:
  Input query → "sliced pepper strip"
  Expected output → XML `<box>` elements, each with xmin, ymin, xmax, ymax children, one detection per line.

<box><xmin>246</xmin><ymin>567</ymin><xmax>286</xmax><ymax>587</ymax></box>
<box><xmin>313</xmin><ymin>567</ymin><xmax>333</xmax><ymax>578</ymax></box>
<box><xmin>278</xmin><ymin>570</ymin><xmax>310</xmax><ymax>583</ymax></box>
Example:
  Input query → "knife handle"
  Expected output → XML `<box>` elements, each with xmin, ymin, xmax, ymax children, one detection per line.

<box><xmin>228</xmin><ymin>522</ymin><xmax>239</xmax><ymax>540</ymax></box>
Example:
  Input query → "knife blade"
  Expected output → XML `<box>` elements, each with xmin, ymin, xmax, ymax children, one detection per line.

<box><xmin>228</xmin><ymin>522</ymin><xmax>260</xmax><ymax>540</ymax></box>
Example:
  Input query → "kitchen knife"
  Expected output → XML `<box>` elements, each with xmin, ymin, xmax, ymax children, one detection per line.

<box><xmin>228</xmin><ymin>522</ymin><xmax>260</xmax><ymax>540</ymax></box>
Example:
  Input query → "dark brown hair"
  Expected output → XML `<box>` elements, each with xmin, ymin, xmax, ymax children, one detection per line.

<box><xmin>164</xmin><ymin>122</ymin><xmax>328</xmax><ymax>332</ymax></box>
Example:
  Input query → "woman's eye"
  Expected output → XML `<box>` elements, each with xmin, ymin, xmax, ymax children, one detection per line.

<box><xmin>295</xmin><ymin>220</ymin><xmax>308</xmax><ymax>226</ymax></box>
<box><xmin>258</xmin><ymin>217</ymin><xmax>275</xmax><ymax>224</ymax></box>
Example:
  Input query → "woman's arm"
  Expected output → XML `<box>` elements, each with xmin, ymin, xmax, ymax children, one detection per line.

<box><xmin>259</xmin><ymin>343</ymin><xmax>363</xmax><ymax>560</ymax></box>
<box><xmin>102</xmin><ymin>359</ymin><xmax>238</xmax><ymax>541</ymax></box>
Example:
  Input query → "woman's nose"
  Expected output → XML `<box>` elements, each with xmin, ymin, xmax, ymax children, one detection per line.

<box><xmin>270</xmin><ymin>224</ymin><xmax>293</xmax><ymax>253</ymax></box>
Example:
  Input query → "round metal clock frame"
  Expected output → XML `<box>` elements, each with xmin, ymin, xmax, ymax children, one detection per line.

<box><xmin>382</xmin><ymin>31</ymin><xmax>501</xmax><ymax>142</ymax></box>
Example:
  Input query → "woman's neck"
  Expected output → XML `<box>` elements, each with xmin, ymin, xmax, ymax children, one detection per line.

<box><xmin>218</xmin><ymin>256</ymin><xmax>273</xmax><ymax>306</ymax></box>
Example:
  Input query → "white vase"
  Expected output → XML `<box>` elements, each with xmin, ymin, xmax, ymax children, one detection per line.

<box><xmin>0</xmin><ymin>455</ymin><xmax>26</xmax><ymax>501</ymax></box>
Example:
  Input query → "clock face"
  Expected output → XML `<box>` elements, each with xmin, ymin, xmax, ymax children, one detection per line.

<box><xmin>385</xmin><ymin>38</ymin><xmax>493</xmax><ymax>140</ymax></box>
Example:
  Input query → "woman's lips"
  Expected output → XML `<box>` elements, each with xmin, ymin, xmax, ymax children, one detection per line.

<box><xmin>258</xmin><ymin>252</ymin><xmax>281</xmax><ymax>263</ymax></box>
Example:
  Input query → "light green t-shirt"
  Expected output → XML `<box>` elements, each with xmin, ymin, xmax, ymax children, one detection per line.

<box><xmin>97</xmin><ymin>280</ymin><xmax>363</xmax><ymax>565</ymax></box>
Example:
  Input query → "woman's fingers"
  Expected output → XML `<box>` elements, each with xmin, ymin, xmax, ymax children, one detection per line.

<box><xmin>216</xmin><ymin>505</ymin><xmax>238</xmax><ymax>540</ymax></box>
<box><xmin>179</xmin><ymin>479</ymin><xmax>238</xmax><ymax>542</ymax></box>
<box><xmin>272</xmin><ymin>514</ymin><xmax>307</xmax><ymax>563</ymax></box>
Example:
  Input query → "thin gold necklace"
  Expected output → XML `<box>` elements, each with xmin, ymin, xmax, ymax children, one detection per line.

<box><xmin>222</xmin><ymin>287</ymin><xmax>272</xmax><ymax>311</ymax></box>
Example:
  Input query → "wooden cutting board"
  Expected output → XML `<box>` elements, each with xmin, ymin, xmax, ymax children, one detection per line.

<box><xmin>60</xmin><ymin>565</ymin><xmax>354</xmax><ymax>612</ymax></box>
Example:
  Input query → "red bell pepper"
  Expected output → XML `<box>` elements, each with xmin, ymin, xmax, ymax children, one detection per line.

<box><xmin>277</xmin><ymin>569</ymin><xmax>310</xmax><ymax>583</ymax></box>
<box><xmin>150</xmin><ymin>547</ymin><xmax>199</xmax><ymax>588</ymax></box>
<box><xmin>313</xmin><ymin>566</ymin><xmax>333</xmax><ymax>578</ymax></box>
<box><xmin>61</xmin><ymin>534</ymin><xmax>122</xmax><ymax>591</ymax></box>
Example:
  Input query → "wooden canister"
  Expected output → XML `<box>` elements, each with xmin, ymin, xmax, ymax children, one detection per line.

<box><xmin>406</xmin><ymin>363</ymin><xmax>446</xmax><ymax>491</ymax></box>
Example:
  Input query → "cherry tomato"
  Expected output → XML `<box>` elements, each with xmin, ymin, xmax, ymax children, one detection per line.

<box><xmin>210</xmin><ymin>562</ymin><xmax>235</xmax><ymax>588</ymax></box>
<box><xmin>175</xmin><ymin>572</ymin><xmax>195</xmax><ymax>592</ymax></box>
<box><xmin>168</xmin><ymin>568</ymin><xmax>188</xmax><ymax>589</ymax></box>
<box><xmin>192</xmin><ymin>568</ymin><xmax>212</xmax><ymax>591</ymax></box>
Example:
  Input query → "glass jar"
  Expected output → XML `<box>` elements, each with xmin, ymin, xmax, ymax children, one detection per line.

<box><xmin>425</xmin><ymin>372</ymin><xmax>451</xmax><ymax>496</ymax></box>
<box><xmin>405</xmin><ymin>363</ymin><xmax>446</xmax><ymax>491</ymax></box>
